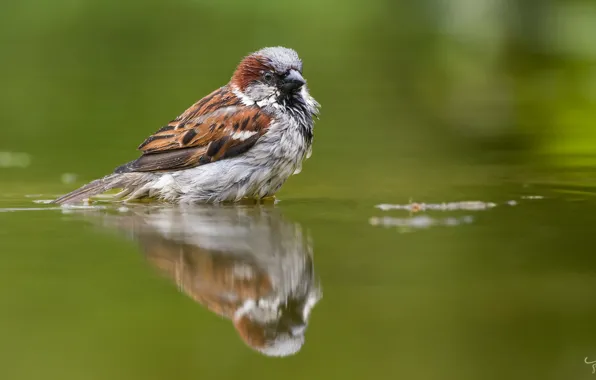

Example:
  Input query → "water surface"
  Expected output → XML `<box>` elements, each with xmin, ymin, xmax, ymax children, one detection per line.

<box><xmin>1</xmin><ymin>176</ymin><xmax>595</xmax><ymax>380</ymax></box>
<box><xmin>2</xmin><ymin>0</ymin><xmax>596</xmax><ymax>377</ymax></box>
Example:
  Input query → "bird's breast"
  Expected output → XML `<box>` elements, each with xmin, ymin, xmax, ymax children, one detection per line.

<box><xmin>252</xmin><ymin>116</ymin><xmax>311</xmax><ymax>167</ymax></box>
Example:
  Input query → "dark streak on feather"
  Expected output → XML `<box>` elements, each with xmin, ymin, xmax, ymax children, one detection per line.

<box><xmin>196</xmin><ymin>89</ymin><xmax>219</xmax><ymax>109</ymax></box>
<box><xmin>207</xmin><ymin>136</ymin><xmax>228</xmax><ymax>157</ymax></box>
<box><xmin>156</xmin><ymin>125</ymin><xmax>175</xmax><ymax>133</ymax></box>
<box><xmin>203</xmin><ymin>103</ymin><xmax>216</xmax><ymax>114</ymax></box>
<box><xmin>222</xmin><ymin>135</ymin><xmax>259</xmax><ymax>158</ymax></box>
<box><xmin>182</xmin><ymin>129</ymin><xmax>197</xmax><ymax>145</ymax></box>
<box><xmin>138</xmin><ymin>134</ymin><xmax>174</xmax><ymax>149</ymax></box>
<box><xmin>122</xmin><ymin>147</ymin><xmax>204</xmax><ymax>172</ymax></box>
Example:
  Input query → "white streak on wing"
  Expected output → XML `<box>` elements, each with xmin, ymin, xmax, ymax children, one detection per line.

<box><xmin>231</xmin><ymin>130</ymin><xmax>258</xmax><ymax>141</ymax></box>
<box><xmin>231</xmin><ymin>85</ymin><xmax>255</xmax><ymax>106</ymax></box>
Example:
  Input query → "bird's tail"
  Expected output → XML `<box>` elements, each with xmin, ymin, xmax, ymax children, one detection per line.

<box><xmin>52</xmin><ymin>173</ymin><xmax>147</xmax><ymax>205</ymax></box>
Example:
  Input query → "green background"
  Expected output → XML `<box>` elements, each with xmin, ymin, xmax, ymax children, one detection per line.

<box><xmin>1</xmin><ymin>0</ymin><xmax>596</xmax><ymax>379</ymax></box>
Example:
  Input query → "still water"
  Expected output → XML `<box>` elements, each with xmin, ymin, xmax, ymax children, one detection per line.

<box><xmin>1</xmin><ymin>176</ymin><xmax>595</xmax><ymax>380</ymax></box>
<box><xmin>3</xmin><ymin>0</ymin><xmax>596</xmax><ymax>377</ymax></box>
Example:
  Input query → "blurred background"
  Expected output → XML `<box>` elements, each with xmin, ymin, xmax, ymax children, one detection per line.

<box><xmin>1</xmin><ymin>0</ymin><xmax>596</xmax><ymax>196</ymax></box>
<box><xmin>1</xmin><ymin>0</ymin><xmax>596</xmax><ymax>379</ymax></box>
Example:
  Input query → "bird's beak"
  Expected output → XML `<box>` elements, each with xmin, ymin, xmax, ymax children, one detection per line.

<box><xmin>281</xmin><ymin>70</ymin><xmax>306</xmax><ymax>93</ymax></box>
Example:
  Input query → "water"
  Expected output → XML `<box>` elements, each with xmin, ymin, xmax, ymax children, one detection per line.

<box><xmin>1</xmin><ymin>177</ymin><xmax>595</xmax><ymax>379</ymax></box>
<box><xmin>3</xmin><ymin>0</ymin><xmax>596</xmax><ymax>377</ymax></box>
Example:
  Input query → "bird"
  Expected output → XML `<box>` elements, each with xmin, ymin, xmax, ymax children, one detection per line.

<box><xmin>53</xmin><ymin>47</ymin><xmax>320</xmax><ymax>205</ymax></box>
<box><xmin>75</xmin><ymin>204</ymin><xmax>322</xmax><ymax>357</ymax></box>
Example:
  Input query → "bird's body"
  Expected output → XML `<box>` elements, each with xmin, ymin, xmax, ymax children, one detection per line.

<box><xmin>54</xmin><ymin>47</ymin><xmax>319</xmax><ymax>205</ymax></box>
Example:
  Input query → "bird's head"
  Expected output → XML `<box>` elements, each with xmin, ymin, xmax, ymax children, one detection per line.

<box><xmin>231</xmin><ymin>46</ymin><xmax>309</xmax><ymax>106</ymax></box>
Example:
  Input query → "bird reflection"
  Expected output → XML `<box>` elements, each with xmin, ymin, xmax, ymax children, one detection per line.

<box><xmin>80</xmin><ymin>204</ymin><xmax>321</xmax><ymax>357</ymax></box>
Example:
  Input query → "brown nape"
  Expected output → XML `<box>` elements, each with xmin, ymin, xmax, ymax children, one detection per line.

<box><xmin>231</xmin><ymin>55</ymin><xmax>271</xmax><ymax>91</ymax></box>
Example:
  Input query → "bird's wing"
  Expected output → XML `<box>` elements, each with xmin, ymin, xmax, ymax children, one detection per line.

<box><xmin>115</xmin><ymin>86</ymin><xmax>271</xmax><ymax>173</ymax></box>
<box><xmin>141</xmin><ymin>234</ymin><xmax>273</xmax><ymax>318</ymax></box>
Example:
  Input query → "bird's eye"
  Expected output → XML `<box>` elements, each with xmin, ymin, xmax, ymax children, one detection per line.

<box><xmin>263</xmin><ymin>72</ymin><xmax>274</xmax><ymax>83</ymax></box>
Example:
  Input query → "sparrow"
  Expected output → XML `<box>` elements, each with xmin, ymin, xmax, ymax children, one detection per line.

<box><xmin>53</xmin><ymin>47</ymin><xmax>320</xmax><ymax>205</ymax></box>
<box><xmin>73</xmin><ymin>205</ymin><xmax>322</xmax><ymax>357</ymax></box>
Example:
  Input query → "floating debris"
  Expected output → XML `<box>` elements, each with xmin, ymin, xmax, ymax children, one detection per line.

<box><xmin>376</xmin><ymin>201</ymin><xmax>497</xmax><ymax>212</ymax></box>
<box><xmin>369</xmin><ymin>215</ymin><xmax>474</xmax><ymax>229</ymax></box>
<box><xmin>0</xmin><ymin>152</ymin><xmax>31</xmax><ymax>168</ymax></box>
<box><xmin>32</xmin><ymin>199</ymin><xmax>54</xmax><ymax>204</ymax></box>
<box><xmin>372</xmin><ymin>195</ymin><xmax>546</xmax><ymax>231</ymax></box>
<box><xmin>521</xmin><ymin>195</ymin><xmax>544</xmax><ymax>200</ymax></box>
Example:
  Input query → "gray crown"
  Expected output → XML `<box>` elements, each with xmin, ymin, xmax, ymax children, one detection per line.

<box><xmin>254</xmin><ymin>46</ymin><xmax>303</xmax><ymax>73</ymax></box>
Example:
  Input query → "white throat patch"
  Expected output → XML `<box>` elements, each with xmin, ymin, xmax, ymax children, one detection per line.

<box><xmin>256</xmin><ymin>95</ymin><xmax>278</xmax><ymax>108</ymax></box>
<box><xmin>232</xmin><ymin>85</ymin><xmax>279</xmax><ymax>109</ymax></box>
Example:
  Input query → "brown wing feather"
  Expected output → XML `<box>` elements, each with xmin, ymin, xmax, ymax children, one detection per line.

<box><xmin>115</xmin><ymin>86</ymin><xmax>272</xmax><ymax>173</ymax></box>
<box><xmin>119</xmin><ymin>147</ymin><xmax>209</xmax><ymax>172</ymax></box>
